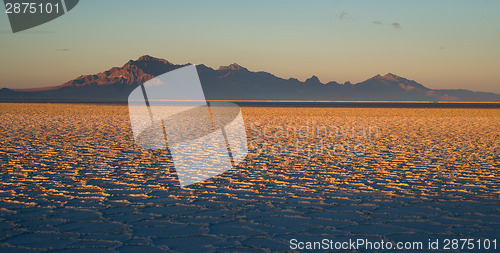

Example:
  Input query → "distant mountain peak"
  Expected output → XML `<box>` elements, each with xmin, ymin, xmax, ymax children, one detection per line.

<box><xmin>127</xmin><ymin>55</ymin><xmax>173</xmax><ymax>66</ymax></box>
<box><xmin>371</xmin><ymin>73</ymin><xmax>401</xmax><ymax>81</ymax></box>
<box><xmin>305</xmin><ymin>75</ymin><xmax>323</xmax><ymax>85</ymax></box>
<box><xmin>61</xmin><ymin>55</ymin><xmax>179</xmax><ymax>87</ymax></box>
<box><xmin>360</xmin><ymin>72</ymin><xmax>429</xmax><ymax>92</ymax></box>
<box><xmin>217</xmin><ymin>63</ymin><xmax>247</xmax><ymax>71</ymax></box>
<box><xmin>137</xmin><ymin>55</ymin><xmax>156</xmax><ymax>61</ymax></box>
<box><xmin>382</xmin><ymin>73</ymin><xmax>401</xmax><ymax>81</ymax></box>
<box><xmin>383</xmin><ymin>73</ymin><xmax>399</xmax><ymax>78</ymax></box>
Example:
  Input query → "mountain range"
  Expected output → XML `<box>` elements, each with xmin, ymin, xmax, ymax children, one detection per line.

<box><xmin>1</xmin><ymin>55</ymin><xmax>499</xmax><ymax>102</ymax></box>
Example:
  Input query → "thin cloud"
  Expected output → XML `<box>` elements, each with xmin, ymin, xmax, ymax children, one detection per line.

<box><xmin>339</xmin><ymin>11</ymin><xmax>348</xmax><ymax>20</ymax></box>
<box><xmin>391</xmin><ymin>22</ymin><xmax>401</xmax><ymax>29</ymax></box>
<box><xmin>372</xmin><ymin>21</ymin><xmax>383</xmax><ymax>25</ymax></box>
<box><xmin>336</xmin><ymin>11</ymin><xmax>354</xmax><ymax>21</ymax></box>
<box><xmin>55</xmin><ymin>48</ymin><xmax>70</xmax><ymax>51</ymax></box>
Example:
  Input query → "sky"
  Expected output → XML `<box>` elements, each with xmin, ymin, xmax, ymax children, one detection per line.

<box><xmin>1</xmin><ymin>0</ymin><xmax>499</xmax><ymax>93</ymax></box>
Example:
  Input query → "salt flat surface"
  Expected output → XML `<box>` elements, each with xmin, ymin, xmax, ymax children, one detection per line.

<box><xmin>0</xmin><ymin>104</ymin><xmax>498</xmax><ymax>252</ymax></box>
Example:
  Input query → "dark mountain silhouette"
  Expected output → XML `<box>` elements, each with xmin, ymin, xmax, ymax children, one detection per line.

<box><xmin>61</xmin><ymin>55</ymin><xmax>179</xmax><ymax>87</ymax></box>
<box><xmin>1</xmin><ymin>55</ymin><xmax>499</xmax><ymax>102</ymax></box>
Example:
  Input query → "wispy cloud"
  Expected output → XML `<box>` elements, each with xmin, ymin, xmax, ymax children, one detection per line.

<box><xmin>55</xmin><ymin>48</ymin><xmax>70</xmax><ymax>51</ymax></box>
<box><xmin>370</xmin><ymin>20</ymin><xmax>401</xmax><ymax>29</ymax></box>
<box><xmin>336</xmin><ymin>11</ymin><xmax>354</xmax><ymax>21</ymax></box>
<box><xmin>339</xmin><ymin>11</ymin><xmax>348</xmax><ymax>20</ymax></box>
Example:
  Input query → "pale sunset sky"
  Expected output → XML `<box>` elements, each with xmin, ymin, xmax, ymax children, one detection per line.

<box><xmin>1</xmin><ymin>0</ymin><xmax>499</xmax><ymax>93</ymax></box>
